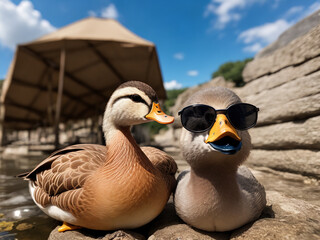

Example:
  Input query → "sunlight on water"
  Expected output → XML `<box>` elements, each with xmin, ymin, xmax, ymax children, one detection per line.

<box><xmin>0</xmin><ymin>154</ymin><xmax>59</xmax><ymax>240</ymax></box>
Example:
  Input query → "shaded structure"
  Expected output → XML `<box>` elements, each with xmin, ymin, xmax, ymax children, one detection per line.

<box><xmin>0</xmin><ymin>17</ymin><xmax>166</xmax><ymax>146</ymax></box>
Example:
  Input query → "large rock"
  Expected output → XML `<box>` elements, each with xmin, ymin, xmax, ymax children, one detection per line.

<box><xmin>243</xmin><ymin>71</ymin><xmax>320</xmax><ymax>107</ymax></box>
<box><xmin>250</xmin><ymin>115</ymin><xmax>320</xmax><ymax>150</ymax></box>
<box><xmin>256</xmin><ymin>10</ymin><xmax>320</xmax><ymax>58</ymax></box>
<box><xmin>48</xmin><ymin>228</ymin><xmax>145</xmax><ymax>240</ymax></box>
<box><xmin>243</xmin><ymin>24</ymin><xmax>320</xmax><ymax>82</ymax></box>
<box><xmin>146</xmin><ymin>201</ymin><xmax>230</xmax><ymax>240</ymax></box>
<box><xmin>242</xmin><ymin>71</ymin><xmax>320</xmax><ymax>125</ymax></box>
<box><xmin>235</xmin><ymin>55</ymin><xmax>320</xmax><ymax>97</ymax></box>
<box><xmin>248</xmin><ymin>150</ymin><xmax>320</xmax><ymax>179</ymax></box>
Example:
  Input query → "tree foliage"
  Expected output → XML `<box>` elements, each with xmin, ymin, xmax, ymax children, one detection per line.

<box><xmin>0</xmin><ymin>79</ymin><xmax>4</xmax><ymax>93</ymax></box>
<box><xmin>146</xmin><ymin>88</ymin><xmax>187</xmax><ymax>136</ymax></box>
<box><xmin>212</xmin><ymin>58</ymin><xmax>252</xmax><ymax>87</ymax></box>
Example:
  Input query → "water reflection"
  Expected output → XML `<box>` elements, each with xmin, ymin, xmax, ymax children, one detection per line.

<box><xmin>0</xmin><ymin>154</ymin><xmax>58</xmax><ymax>240</ymax></box>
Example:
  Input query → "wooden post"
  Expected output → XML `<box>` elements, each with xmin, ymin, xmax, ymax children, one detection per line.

<box><xmin>54</xmin><ymin>47</ymin><xmax>66</xmax><ymax>149</ymax></box>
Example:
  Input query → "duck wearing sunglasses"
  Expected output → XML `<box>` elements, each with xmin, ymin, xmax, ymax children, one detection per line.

<box><xmin>174</xmin><ymin>87</ymin><xmax>266</xmax><ymax>232</ymax></box>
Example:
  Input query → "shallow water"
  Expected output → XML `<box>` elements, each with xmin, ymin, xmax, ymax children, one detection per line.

<box><xmin>0</xmin><ymin>154</ymin><xmax>59</xmax><ymax>240</ymax></box>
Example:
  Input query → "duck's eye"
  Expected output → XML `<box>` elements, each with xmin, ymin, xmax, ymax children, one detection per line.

<box><xmin>129</xmin><ymin>94</ymin><xmax>146</xmax><ymax>104</ymax></box>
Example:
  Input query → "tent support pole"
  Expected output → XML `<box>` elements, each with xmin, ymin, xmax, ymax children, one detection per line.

<box><xmin>54</xmin><ymin>47</ymin><xmax>66</xmax><ymax>149</ymax></box>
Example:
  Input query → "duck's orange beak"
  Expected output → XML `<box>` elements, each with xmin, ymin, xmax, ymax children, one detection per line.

<box><xmin>205</xmin><ymin>114</ymin><xmax>241</xmax><ymax>143</ymax></box>
<box><xmin>145</xmin><ymin>102</ymin><xmax>174</xmax><ymax>124</ymax></box>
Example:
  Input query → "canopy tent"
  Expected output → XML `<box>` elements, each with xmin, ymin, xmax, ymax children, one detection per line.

<box><xmin>0</xmin><ymin>17</ymin><xmax>166</xmax><ymax>145</ymax></box>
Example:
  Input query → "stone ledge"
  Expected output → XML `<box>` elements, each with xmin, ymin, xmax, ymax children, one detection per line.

<box><xmin>250</xmin><ymin>115</ymin><xmax>320</xmax><ymax>150</ymax></box>
<box><xmin>243</xmin><ymin>24</ymin><xmax>320</xmax><ymax>82</ymax></box>
<box><xmin>248</xmin><ymin>150</ymin><xmax>320</xmax><ymax>179</ymax></box>
<box><xmin>236</xmin><ymin>56</ymin><xmax>320</xmax><ymax>97</ymax></box>
<box><xmin>243</xmin><ymin>70</ymin><xmax>320</xmax><ymax>109</ymax></box>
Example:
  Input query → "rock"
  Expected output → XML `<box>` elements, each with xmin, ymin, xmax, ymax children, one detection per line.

<box><xmin>48</xmin><ymin>228</ymin><xmax>146</xmax><ymax>240</ymax></box>
<box><xmin>0</xmin><ymin>220</ymin><xmax>14</xmax><ymax>231</ymax></box>
<box><xmin>240</xmin><ymin>71</ymin><xmax>320</xmax><ymax>125</ymax></box>
<box><xmin>243</xmin><ymin>24</ymin><xmax>320</xmax><ymax>82</ymax></box>
<box><xmin>250</xmin><ymin>115</ymin><xmax>320</xmax><ymax>150</ymax></box>
<box><xmin>231</xmin><ymin>218</ymin><xmax>319</xmax><ymax>240</ymax></box>
<box><xmin>146</xmin><ymin>201</ymin><xmax>230</xmax><ymax>240</ymax></box>
<box><xmin>256</xmin><ymin>94</ymin><xmax>320</xmax><ymax>126</ymax></box>
<box><xmin>15</xmin><ymin>222</ymin><xmax>33</xmax><ymax>231</ymax></box>
<box><xmin>256</xmin><ymin>10</ymin><xmax>320</xmax><ymax>58</ymax></box>
<box><xmin>249</xmin><ymin>167</ymin><xmax>320</xmax><ymax>206</ymax></box>
<box><xmin>243</xmin><ymin>70</ymin><xmax>320</xmax><ymax>109</ymax></box>
<box><xmin>248</xmin><ymin>150</ymin><xmax>320</xmax><ymax>179</ymax></box>
<box><xmin>235</xmin><ymin>55</ymin><xmax>320</xmax><ymax>97</ymax></box>
<box><xmin>231</xmin><ymin>188</ymin><xmax>320</xmax><ymax>240</ymax></box>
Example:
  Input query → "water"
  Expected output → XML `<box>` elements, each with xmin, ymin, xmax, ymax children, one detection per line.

<box><xmin>0</xmin><ymin>154</ymin><xmax>59</xmax><ymax>240</ymax></box>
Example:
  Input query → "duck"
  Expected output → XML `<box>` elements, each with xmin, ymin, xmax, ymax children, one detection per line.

<box><xmin>174</xmin><ymin>87</ymin><xmax>266</xmax><ymax>232</ymax></box>
<box><xmin>19</xmin><ymin>81</ymin><xmax>177</xmax><ymax>232</ymax></box>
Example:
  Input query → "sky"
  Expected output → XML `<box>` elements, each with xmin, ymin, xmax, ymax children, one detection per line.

<box><xmin>0</xmin><ymin>0</ymin><xmax>319</xmax><ymax>90</ymax></box>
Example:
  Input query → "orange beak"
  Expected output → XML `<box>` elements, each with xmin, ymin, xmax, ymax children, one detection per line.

<box><xmin>205</xmin><ymin>114</ymin><xmax>241</xmax><ymax>143</ymax></box>
<box><xmin>145</xmin><ymin>102</ymin><xmax>174</xmax><ymax>124</ymax></box>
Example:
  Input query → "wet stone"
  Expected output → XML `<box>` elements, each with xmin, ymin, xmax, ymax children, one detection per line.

<box><xmin>48</xmin><ymin>228</ymin><xmax>146</xmax><ymax>240</ymax></box>
<box><xmin>16</xmin><ymin>222</ymin><xmax>33</xmax><ymax>231</ymax></box>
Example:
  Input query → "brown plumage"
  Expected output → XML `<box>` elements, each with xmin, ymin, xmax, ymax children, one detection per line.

<box><xmin>20</xmin><ymin>81</ymin><xmax>177</xmax><ymax>231</ymax></box>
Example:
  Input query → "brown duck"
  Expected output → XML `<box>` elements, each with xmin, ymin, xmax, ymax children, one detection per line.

<box><xmin>19</xmin><ymin>81</ymin><xmax>177</xmax><ymax>232</ymax></box>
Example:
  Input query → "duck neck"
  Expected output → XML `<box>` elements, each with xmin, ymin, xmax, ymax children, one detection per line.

<box><xmin>103</xmin><ymin>121</ymin><xmax>154</xmax><ymax>172</ymax></box>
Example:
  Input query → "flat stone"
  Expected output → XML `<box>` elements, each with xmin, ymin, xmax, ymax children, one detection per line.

<box><xmin>243</xmin><ymin>71</ymin><xmax>320</xmax><ymax>110</ymax></box>
<box><xmin>15</xmin><ymin>222</ymin><xmax>33</xmax><ymax>231</ymax></box>
<box><xmin>255</xmin><ymin>94</ymin><xmax>320</xmax><ymax>126</ymax></box>
<box><xmin>230</xmin><ymin>218</ymin><xmax>319</xmax><ymax>240</ymax></box>
<box><xmin>146</xmin><ymin>202</ymin><xmax>230</xmax><ymax>240</ymax></box>
<box><xmin>243</xmin><ymin>24</ymin><xmax>320</xmax><ymax>81</ymax></box>
<box><xmin>236</xmin><ymin>56</ymin><xmax>320</xmax><ymax>97</ymax></box>
<box><xmin>250</xmin><ymin>115</ymin><xmax>320</xmax><ymax>150</ymax></box>
<box><xmin>48</xmin><ymin>228</ymin><xmax>146</xmax><ymax>240</ymax></box>
<box><xmin>249</xmin><ymin>167</ymin><xmax>320</xmax><ymax>206</ymax></box>
<box><xmin>248</xmin><ymin>150</ymin><xmax>320</xmax><ymax>179</ymax></box>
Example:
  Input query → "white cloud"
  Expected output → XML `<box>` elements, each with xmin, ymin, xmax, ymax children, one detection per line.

<box><xmin>101</xmin><ymin>4</ymin><xmax>119</xmax><ymax>19</ymax></box>
<box><xmin>301</xmin><ymin>2</ymin><xmax>320</xmax><ymax>19</ymax></box>
<box><xmin>238</xmin><ymin>1</ymin><xmax>320</xmax><ymax>53</ymax></box>
<box><xmin>164</xmin><ymin>80</ymin><xmax>183</xmax><ymax>90</ymax></box>
<box><xmin>272</xmin><ymin>0</ymin><xmax>281</xmax><ymax>9</ymax></box>
<box><xmin>243</xmin><ymin>43</ymin><xmax>263</xmax><ymax>53</ymax></box>
<box><xmin>283</xmin><ymin>6</ymin><xmax>304</xmax><ymax>19</ymax></box>
<box><xmin>187</xmin><ymin>70</ymin><xmax>199</xmax><ymax>77</ymax></box>
<box><xmin>239</xmin><ymin>19</ymin><xmax>291</xmax><ymax>44</ymax></box>
<box><xmin>204</xmin><ymin>0</ymin><xmax>262</xmax><ymax>29</ymax></box>
<box><xmin>238</xmin><ymin>19</ymin><xmax>291</xmax><ymax>53</ymax></box>
<box><xmin>88</xmin><ymin>10</ymin><xmax>97</xmax><ymax>17</ymax></box>
<box><xmin>173</xmin><ymin>53</ymin><xmax>184</xmax><ymax>60</ymax></box>
<box><xmin>0</xmin><ymin>0</ymin><xmax>56</xmax><ymax>49</ymax></box>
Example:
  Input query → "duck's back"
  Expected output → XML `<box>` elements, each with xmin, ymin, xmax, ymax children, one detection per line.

<box><xmin>28</xmin><ymin>144</ymin><xmax>107</xmax><ymax>207</ymax></box>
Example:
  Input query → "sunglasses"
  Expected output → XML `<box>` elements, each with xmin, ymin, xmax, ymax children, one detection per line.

<box><xmin>178</xmin><ymin>103</ymin><xmax>259</xmax><ymax>133</ymax></box>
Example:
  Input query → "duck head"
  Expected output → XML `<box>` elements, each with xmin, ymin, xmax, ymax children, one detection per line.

<box><xmin>179</xmin><ymin>87</ymin><xmax>256</xmax><ymax>168</ymax></box>
<box><xmin>103</xmin><ymin>81</ymin><xmax>174</xmax><ymax>142</ymax></box>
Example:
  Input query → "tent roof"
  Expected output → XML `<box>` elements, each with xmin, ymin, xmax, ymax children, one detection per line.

<box><xmin>28</xmin><ymin>17</ymin><xmax>154</xmax><ymax>46</ymax></box>
<box><xmin>1</xmin><ymin>17</ymin><xmax>166</xmax><ymax>130</ymax></box>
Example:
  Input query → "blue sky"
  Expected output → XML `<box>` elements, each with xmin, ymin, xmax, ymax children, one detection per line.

<box><xmin>0</xmin><ymin>0</ymin><xmax>319</xmax><ymax>89</ymax></box>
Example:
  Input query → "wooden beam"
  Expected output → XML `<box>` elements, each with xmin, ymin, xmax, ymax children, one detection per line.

<box><xmin>6</xmin><ymin>98</ymin><xmax>43</xmax><ymax>117</ymax></box>
<box><xmin>21</xmin><ymin>45</ymin><xmax>107</xmax><ymax>101</ymax></box>
<box><xmin>3</xmin><ymin>117</ymin><xmax>40</xmax><ymax>125</ymax></box>
<box><xmin>12</xmin><ymin>77</ymin><xmax>97</xmax><ymax>110</ymax></box>
<box><xmin>87</xmin><ymin>41</ymin><xmax>126</xmax><ymax>83</ymax></box>
<box><xmin>54</xmin><ymin>47</ymin><xmax>66</xmax><ymax>148</ymax></box>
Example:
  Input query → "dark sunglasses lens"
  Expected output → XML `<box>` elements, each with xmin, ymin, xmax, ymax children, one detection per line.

<box><xmin>228</xmin><ymin>104</ymin><xmax>258</xmax><ymax>130</ymax></box>
<box><xmin>181</xmin><ymin>105</ymin><xmax>216</xmax><ymax>132</ymax></box>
